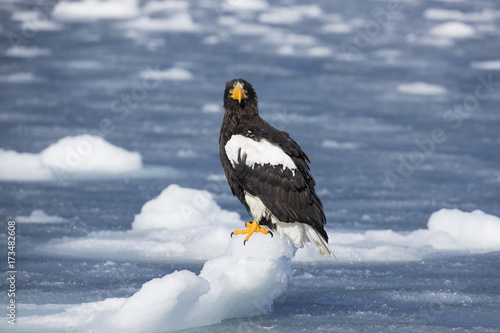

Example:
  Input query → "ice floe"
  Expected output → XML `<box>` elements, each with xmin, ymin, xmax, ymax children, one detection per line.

<box><xmin>397</xmin><ymin>82</ymin><xmax>447</xmax><ymax>95</ymax></box>
<box><xmin>0</xmin><ymin>135</ymin><xmax>142</xmax><ymax>181</ymax></box>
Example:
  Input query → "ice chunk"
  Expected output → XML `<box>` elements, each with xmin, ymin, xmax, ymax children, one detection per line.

<box><xmin>0</xmin><ymin>72</ymin><xmax>44</xmax><ymax>83</ymax></box>
<box><xmin>20</xmin><ymin>234</ymin><xmax>293</xmax><ymax>332</ymax></box>
<box><xmin>429</xmin><ymin>21</ymin><xmax>475</xmax><ymax>39</ymax></box>
<box><xmin>0</xmin><ymin>135</ymin><xmax>142</xmax><ymax>181</ymax></box>
<box><xmin>15</xmin><ymin>210</ymin><xmax>66</xmax><ymax>223</ymax></box>
<box><xmin>127</xmin><ymin>13</ymin><xmax>199</xmax><ymax>32</ymax></box>
<box><xmin>259</xmin><ymin>5</ymin><xmax>322</xmax><ymax>25</ymax></box>
<box><xmin>40</xmin><ymin>135</ymin><xmax>142</xmax><ymax>173</ymax></box>
<box><xmin>471</xmin><ymin>60</ymin><xmax>500</xmax><ymax>70</ymax></box>
<box><xmin>132</xmin><ymin>184</ymin><xmax>240</xmax><ymax>230</ymax></box>
<box><xmin>201</xmin><ymin>103</ymin><xmax>221</xmax><ymax>113</ymax></box>
<box><xmin>139</xmin><ymin>67</ymin><xmax>193</xmax><ymax>81</ymax></box>
<box><xmin>0</xmin><ymin>149</ymin><xmax>53</xmax><ymax>181</ymax></box>
<box><xmin>427</xmin><ymin>209</ymin><xmax>500</xmax><ymax>250</ymax></box>
<box><xmin>321</xmin><ymin>140</ymin><xmax>358</xmax><ymax>149</ymax></box>
<box><xmin>397</xmin><ymin>82</ymin><xmax>447</xmax><ymax>95</ymax></box>
<box><xmin>222</xmin><ymin>0</ymin><xmax>269</xmax><ymax>11</ymax></box>
<box><xmin>424</xmin><ymin>8</ymin><xmax>500</xmax><ymax>22</ymax></box>
<box><xmin>53</xmin><ymin>0</ymin><xmax>139</xmax><ymax>21</ymax></box>
<box><xmin>5</xmin><ymin>46</ymin><xmax>51</xmax><ymax>58</ymax></box>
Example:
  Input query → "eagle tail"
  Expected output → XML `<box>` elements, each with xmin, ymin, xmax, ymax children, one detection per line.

<box><xmin>304</xmin><ymin>225</ymin><xmax>336</xmax><ymax>259</ymax></box>
<box><xmin>276</xmin><ymin>221</ymin><xmax>335</xmax><ymax>258</ymax></box>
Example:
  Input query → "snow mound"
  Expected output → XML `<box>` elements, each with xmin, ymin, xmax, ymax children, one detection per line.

<box><xmin>259</xmin><ymin>5</ymin><xmax>322</xmax><ymax>25</ymax></box>
<box><xmin>471</xmin><ymin>60</ymin><xmax>500</xmax><ymax>70</ymax></box>
<box><xmin>36</xmin><ymin>183</ymin><xmax>500</xmax><ymax>263</ymax></box>
<box><xmin>428</xmin><ymin>209</ymin><xmax>500</xmax><ymax>250</ymax></box>
<box><xmin>0</xmin><ymin>72</ymin><xmax>44</xmax><ymax>83</ymax></box>
<box><xmin>139</xmin><ymin>67</ymin><xmax>193</xmax><ymax>81</ymax></box>
<box><xmin>15</xmin><ymin>210</ymin><xmax>66</xmax><ymax>223</ymax></box>
<box><xmin>41</xmin><ymin>135</ymin><xmax>142</xmax><ymax>173</ymax></box>
<box><xmin>5</xmin><ymin>46</ymin><xmax>51</xmax><ymax>58</ymax></box>
<box><xmin>201</xmin><ymin>103</ymin><xmax>221</xmax><ymax>113</ymax></box>
<box><xmin>297</xmin><ymin>209</ymin><xmax>500</xmax><ymax>262</ymax></box>
<box><xmin>0</xmin><ymin>135</ymin><xmax>142</xmax><ymax>181</ymax></box>
<box><xmin>53</xmin><ymin>0</ymin><xmax>139</xmax><ymax>21</ymax></box>
<box><xmin>429</xmin><ymin>21</ymin><xmax>475</xmax><ymax>39</ymax></box>
<box><xmin>132</xmin><ymin>184</ymin><xmax>240</xmax><ymax>230</ymax></box>
<box><xmin>222</xmin><ymin>0</ymin><xmax>269</xmax><ymax>11</ymax></box>
<box><xmin>423</xmin><ymin>8</ymin><xmax>499</xmax><ymax>22</ymax></box>
<box><xmin>321</xmin><ymin>139</ymin><xmax>358</xmax><ymax>149</ymax></box>
<box><xmin>127</xmin><ymin>13</ymin><xmax>198</xmax><ymax>32</ymax></box>
<box><xmin>397</xmin><ymin>82</ymin><xmax>447</xmax><ymax>95</ymax></box>
<box><xmin>21</xmin><ymin>233</ymin><xmax>293</xmax><ymax>333</ymax></box>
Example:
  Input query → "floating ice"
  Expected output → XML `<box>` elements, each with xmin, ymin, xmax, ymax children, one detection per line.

<box><xmin>201</xmin><ymin>103</ymin><xmax>221</xmax><ymax>113</ymax></box>
<box><xmin>139</xmin><ymin>67</ymin><xmax>193</xmax><ymax>81</ymax></box>
<box><xmin>423</xmin><ymin>8</ymin><xmax>500</xmax><ymax>22</ymax></box>
<box><xmin>322</xmin><ymin>22</ymin><xmax>353</xmax><ymax>34</ymax></box>
<box><xmin>222</xmin><ymin>0</ymin><xmax>269</xmax><ymax>11</ymax></box>
<box><xmin>427</xmin><ymin>209</ymin><xmax>500</xmax><ymax>250</ymax></box>
<box><xmin>142</xmin><ymin>0</ymin><xmax>189</xmax><ymax>14</ymax></box>
<box><xmin>127</xmin><ymin>13</ymin><xmax>198</xmax><ymax>32</ymax></box>
<box><xmin>53</xmin><ymin>0</ymin><xmax>139</xmax><ymax>21</ymax></box>
<box><xmin>471</xmin><ymin>60</ymin><xmax>500</xmax><ymax>70</ymax></box>
<box><xmin>11</xmin><ymin>10</ymin><xmax>63</xmax><ymax>31</ymax></box>
<box><xmin>19</xmin><ymin>232</ymin><xmax>293</xmax><ymax>333</ymax></box>
<box><xmin>397</xmin><ymin>82</ymin><xmax>447</xmax><ymax>95</ymax></box>
<box><xmin>132</xmin><ymin>184</ymin><xmax>240</xmax><ymax>231</ymax></box>
<box><xmin>321</xmin><ymin>140</ymin><xmax>358</xmax><ymax>149</ymax></box>
<box><xmin>0</xmin><ymin>72</ymin><xmax>44</xmax><ymax>83</ymax></box>
<box><xmin>15</xmin><ymin>210</ymin><xmax>66</xmax><ymax>223</ymax></box>
<box><xmin>0</xmin><ymin>135</ymin><xmax>142</xmax><ymax>181</ymax></box>
<box><xmin>15</xmin><ymin>184</ymin><xmax>500</xmax><ymax>331</ymax></box>
<box><xmin>258</xmin><ymin>5</ymin><xmax>322</xmax><ymax>25</ymax></box>
<box><xmin>5</xmin><ymin>46</ymin><xmax>51</xmax><ymax>58</ymax></box>
<box><xmin>429</xmin><ymin>21</ymin><xmax>475</xmax><ymax>39</ymax></box>
<box><xmin>35</xmin><ymin>184</ymin><xmax>500</xmax><ymax>264</ymax></box>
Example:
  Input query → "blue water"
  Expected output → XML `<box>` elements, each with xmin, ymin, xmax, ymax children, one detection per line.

<box><xmin>1</xmin><ymin>0</ymin><xmax>500</xmax><ymax>331</ymax></box>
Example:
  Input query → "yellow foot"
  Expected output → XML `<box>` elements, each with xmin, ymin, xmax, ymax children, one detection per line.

<box><xmin>231</xmin><ymin>219</ymin><xmax>273</xmax><ymax>245</ymax></box>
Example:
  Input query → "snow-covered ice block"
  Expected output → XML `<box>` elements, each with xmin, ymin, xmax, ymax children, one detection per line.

<box><xmin>427</xmin><ymin>208</ymin><xmax>500</xmax><ymax>250</ymax></box>
<box><xmin>132</xmin><ymin>184</ymin><xmax>240</xmax><ymax>230</ymax></box>
<box><xmin>429</xmin><ymin>21</ymin><xmax>475</xmax><ymax>39</ymax></box>
<box><xmin>53</xmin><ymin>0</ymin><xmax>139</xmax><ymax>21</ymax></box>
<box><xmin>40</xmin><ymin>135</ymin><xmax>142</xmax><ymax>173</ymax></box>
<box><xmin>19</xmin><ymin>233</ymin><xmax>293</xmax><ymax>333</ymax></box>
<box><xmin>397</xmin><ymin>82</ymin><xmax>447</xmax><ymax>95</ymax></box>
<box><xmin>15</xmin><ymin>210</ymin><xmax>66</xmax><ymax>223</ymax></box>
<box><xmin>0</xmin><ymin>135</ymin><xmax>142</xmax><ymax>181</ymax></box>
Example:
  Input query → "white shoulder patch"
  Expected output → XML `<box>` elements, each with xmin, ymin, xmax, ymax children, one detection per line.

<box><xmin>225</xmin><ymin>134</ymin><xmax>296</xmax><ymax>173</ymax></box>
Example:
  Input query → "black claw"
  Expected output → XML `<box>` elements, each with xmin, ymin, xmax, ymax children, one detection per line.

<box><xmin>243</xmin><ymin>240</ymin><xmax>247</xmax><ymax>246</ymax></box>
<box><xmin>269</xmin><ymin>230</ymin><xmax>273</xmax><ymax>238</ymax></box>
<box><xmin>230</xmin><ymin>232</ymin><xmax>234</xmax><ymax>238</ymax></box>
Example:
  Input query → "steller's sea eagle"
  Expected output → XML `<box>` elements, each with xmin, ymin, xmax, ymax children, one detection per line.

<box><xmin>219</xmin><ymin>78</ymin><xmax>334</xmax><ymax>258</ymax></box>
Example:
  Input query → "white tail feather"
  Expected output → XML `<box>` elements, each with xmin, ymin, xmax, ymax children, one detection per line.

<box><xmin>276</xmin><ymin>221</ymin><xmax>335</xmax><ymax>258</ymax></box>
<box><xmin>304</xmin><ymin>225</ymin><xmax>335</xmax><ymax>258</ymax></box>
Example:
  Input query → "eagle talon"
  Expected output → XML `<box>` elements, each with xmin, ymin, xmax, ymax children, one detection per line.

<box><xmin>231</xmin><ymin>219</ymin><xmax>271</xmax><ymax>244</ymax></box>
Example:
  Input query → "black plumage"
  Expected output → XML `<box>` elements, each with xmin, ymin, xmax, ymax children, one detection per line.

<box><xmin>219</xmin><ymin>78</ymin><xmax>333</xmax><ymax>257</ymax></box>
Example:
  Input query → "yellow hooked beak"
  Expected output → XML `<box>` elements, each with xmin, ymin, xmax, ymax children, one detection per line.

<box><xmin>231</xmin><ymin>86</ymin><xmax>246</xmax><ymax>103</ymax></box>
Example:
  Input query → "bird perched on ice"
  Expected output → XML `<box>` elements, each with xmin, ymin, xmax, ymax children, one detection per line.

<box><xmin>219</xmin><ymin>78</ymin><xmax>334</xmax><ymax>258</ymax></box>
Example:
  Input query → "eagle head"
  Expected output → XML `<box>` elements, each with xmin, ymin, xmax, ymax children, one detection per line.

<box><xmin>223</xmin><ymin>78</ymin><xmax>258</xmax><ymax>112</ymax></box>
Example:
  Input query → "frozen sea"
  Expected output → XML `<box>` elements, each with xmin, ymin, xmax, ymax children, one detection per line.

<box><xmin>1</xmin><ymin>0</ymin><xmax>500</xmax><ymax>332</ymax></box>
